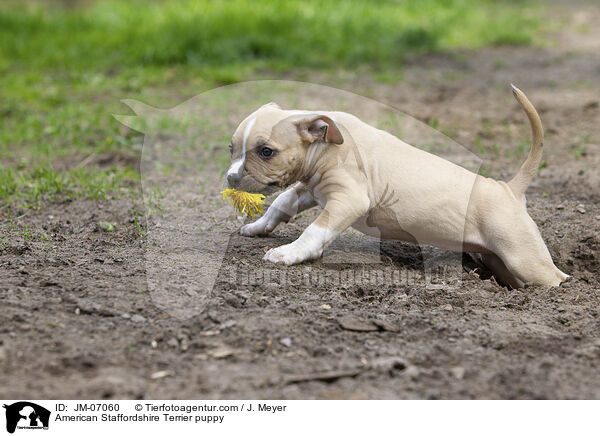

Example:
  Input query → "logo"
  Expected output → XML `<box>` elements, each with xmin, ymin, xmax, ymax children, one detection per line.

<box><xmin>3</xmin><ymin>402</ymin><xmax>50</xmax><ymax>434</ymax></box>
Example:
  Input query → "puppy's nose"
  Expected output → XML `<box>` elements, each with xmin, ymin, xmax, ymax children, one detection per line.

<box><xmin>227</xmin><ymin>172</ymin><xmax>241</xmax><ymax>187</ymax></box>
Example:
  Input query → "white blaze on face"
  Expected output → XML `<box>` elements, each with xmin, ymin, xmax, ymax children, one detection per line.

<box><xmin>227</xmin><ymin>117</ymin><xmax>256</xmax><ymax>180</ymax></box>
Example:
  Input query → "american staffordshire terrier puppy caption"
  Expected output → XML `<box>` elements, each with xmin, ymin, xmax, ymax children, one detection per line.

<box><xmin>224</xmin><ymin>85</ymin><xmax>568</xmax><ymax>288</ymax></box>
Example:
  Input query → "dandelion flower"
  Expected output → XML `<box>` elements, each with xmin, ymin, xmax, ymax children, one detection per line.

<box><xmin>221</xmin><ymin>188</ymin><xmax>265</xmax><ymax>218</ymax></box>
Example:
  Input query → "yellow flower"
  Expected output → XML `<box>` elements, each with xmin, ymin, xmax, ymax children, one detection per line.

<box><xmin>220</xmin><ymin>189</ymin><xmax>265</xmax><ymax>218</ymax></box>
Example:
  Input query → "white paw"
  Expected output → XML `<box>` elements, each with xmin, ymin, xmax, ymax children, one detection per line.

<box><xmin>263</xmin><ymin>244</ymin><xmax>306</xmax><ymax>265</ymax></box>
<box><xmin>240</xmin><ymin>219</ymin><xmax>272</xmax><ymax>237</ymax></box>
<box><xmin>240</xmin><ymin>222</ymin><xmax>263</xmax><ymax>237</ymax></box>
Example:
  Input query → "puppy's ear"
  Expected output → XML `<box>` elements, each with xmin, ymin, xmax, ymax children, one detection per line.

<box><xmin>295</xmin><ymin>115</ymin><xmax>343</xmax><ymax>145</ymax></box>
<box><xmin>260</xmin><ymin>102</ymin><xmax>281</xmax><ymax>110</ymax></box>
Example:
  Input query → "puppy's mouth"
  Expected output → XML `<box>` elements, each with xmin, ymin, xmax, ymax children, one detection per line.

<box><xmin>234</xmin><ymin>174</ymin><xmax>281</xmax><ymax>195</ymax></box>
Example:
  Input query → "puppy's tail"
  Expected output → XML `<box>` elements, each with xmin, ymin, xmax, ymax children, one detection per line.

<box><xmin>507</xmin><ymin>84</ymin><xmax>544</xmax><ymax>198</ymax></box>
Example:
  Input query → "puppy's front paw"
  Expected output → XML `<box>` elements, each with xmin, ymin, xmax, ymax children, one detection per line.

<box><xmin>240</xmin><ymin>222</ymin><xmax>265</xmax><ymax>237</ymax></box>
<box><xmin>240</xmin><ymin>218</ymin><xmax>274</xmax><ymax>237</ymax></box>
<box><xmin>263</xmin><ymin>244</ymin><xmax>305</xmax><ymax>265</ymax></box>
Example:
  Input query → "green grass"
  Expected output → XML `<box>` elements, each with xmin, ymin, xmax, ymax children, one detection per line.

<box><xmin>2</xmin><ymin>0</ymin><xmax>540</xmax><ymax>71</ymax></box>
<box><xmin>0</xmin><ymin>164</ymin><xmax>137</xmax><ymax>208</ymax></box>
<box><xmin>0</xmin><ymin>0</ymin><xmax>542</xmax><ymax>208</ymax></box>
<box><xmin>573</xmin><ymin>134</ymin><xmax>590</xmax><ymax>160</ymax></box>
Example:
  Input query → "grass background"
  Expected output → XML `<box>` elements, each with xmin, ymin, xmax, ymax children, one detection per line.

<box><xmin>0</xmin><ymin>0</ymin><xmax>542</xmax><ymax>207</ymax></box>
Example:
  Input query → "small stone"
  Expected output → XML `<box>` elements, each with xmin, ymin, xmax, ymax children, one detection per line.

<box><xmin>220</xmin><ymin>320</ymin><xmax>237</xmax><ymax>330</ymax></box>
<box><xmin>442</xmin><ymin>304</ymin><xmax>453</xmax><ymax>311</ymax></box>
<box><xmin>372</xmin><ymin>319</ymin><xmax>401</xmax><ymax>332</ymax></box>
<box><xmin>491</xmin><ymin>339</ymin><xmax>508</xmax><ymax>350</ymax></box>
<box><xmin>208</xmin><ymin>346</ymin><xmax>235</xmax><ymax>359</ymax></box>
<box><xmin>121</xmin><ymin>313</ymin><xmax>131</xmax><ymax>319</ymax></box>
<box><xmin>338</xmin><ymin>316</ymin><xmax>378</xmax><ymax>332</ymax></box>
<box><xmin>199</xmin><ymin>330</ymin><xmax>220</xmax><ymax>336</ymax></box>
<box><xmin>280</xmin><ymin>337</ymin><xmax>292</xmax><ymax>347</ymax></box>
<box><xmin>167</xmin><ymin>338</ymin><xmax>179</xmax><ymax>348</ymax></box>
<box><xmin>370</xmin><ymin>357</ymin><xmax>407</xmax><ymax>372</ymax></box>
<box><xmin>404</xmin><ymin>366</ymin><xmax>420</xmax><ymax>380</ymax></box>
<box><xmin>131</xmin><ymin>314</ymin><xmax>146</xmax><ymax>323</ymax></box>
<box><xmin>151</xmin><ymin>340</ymin><xmax>158</xmax><ymax>349</ymax></box>
<box><xmin>556</xmin><ymin>204</ymin><xmax>565</xmax><ymax>210</ymax></box>
<box><xmin>150</xmin><ymin>370</ymin><xmax>172</xmax><ymax>380</ymax></box>
<box><xmin>576</xmin><ymin>204</ymin><xmax>586</xmax><ymax>214</ymax></box>
<box><xmin>451</xmin><ymin>366</ymin><xmax>466</xmax><ymax>379</ymax></box>
<box><xmin>595</xmin><ymin>215</ymin><xmax>600</xmax><ymax>220</ymax></box>
<box><xmin>319</xmin><ymin>304</ymin><xmax>331</xmax><ymax>310</ymax></box>
<box><xmin>75</xmin><ymin>308</ymin><xmax>80</xmax><ymax>315</ymax></box>
<box><xmin>224</xmin><ymin>295</ymin><xmax>242</xmax><ymax>308</ymax></box>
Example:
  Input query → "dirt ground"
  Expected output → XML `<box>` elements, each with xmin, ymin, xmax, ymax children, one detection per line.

<box><xmin>1</xmin><ymin>2</ymin><xmax>599</xmax><ymax>399</ymax></box>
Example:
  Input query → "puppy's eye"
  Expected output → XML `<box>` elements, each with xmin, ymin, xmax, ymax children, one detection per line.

<box><xmin>259</xmin><ymin>146</ymin><xmax>274</xmax><ymax>159</ymax></box>
<box><xmin>228</xmin><ymin>143</ymin><xmax>233</xmax><ymax>155</ymax></box>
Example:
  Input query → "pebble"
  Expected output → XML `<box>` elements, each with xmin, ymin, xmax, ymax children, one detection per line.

<box><xmin>404</xmin><ymin>366</ymin><xmax>420</xmax><ymax>380</ymax></box>
<box><xmin>167</xmin><ymin>338</ymin><xmax>179</xmax><ymax>348</ymax></box>
<box><xmin>338</xmin><ymin>316</ymin><xmax>378</xmax><ymax>332</ymax></box>
<box><xmin>220</xmin><ymin>320</ymin><xmax>237</xmax><ymax>330</ymax></box>
<box><xmin>370</xmin><ymin>357</ymin><xmax>407</xmax><ymax>372</ymax></box>
<box><xmin>131</xmin><ymin>314</ymin><xmax>146</xmax><ymax>323</ymax></box>
<box><xmin>199</xmin><ymin>330</ymin><xmax>220</xmax><ymax>336</ymax></box>
<box><xmin>372</xmin><ymin>319</ymin><xmax>401</xmax><ymax>333</ymax></box>
<box><xmin>280</xmin><ymin>337</ymin><xmax>292</xmax><ymax>347</ymax></box>
<box><xmin>208</xmin><ymin>345</ymin><xmax>235</xmax><ymax>359</ymax></box>
<box><xmin>442</xmin><ymin>304</ymin><xmax>453</xmax><ymax>311</ymax></box>
<box><xmin>595</xmin><ymin>216</ymin><xmax>600</xmax><ymax>220</ymax></box>
<box><xmin>150</xmin><ymin>370</ymin><xmax>172</xmax><ymax>380</ymax></box>
<box><xmin>576</xmin><ymin>204</ymin><xmax>586</xmax><ymax>214</ymax></box>
<box><xmin>319</xmin><ymin>304</ymin><xmax>331</xmax><ymax>310</ymax></box>
<box><xmin>451</xmin><ymin>366</ymin><xmax>466</xmax><ymax>380</ymax></box>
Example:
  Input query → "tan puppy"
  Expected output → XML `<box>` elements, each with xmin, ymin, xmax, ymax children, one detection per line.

<box><xmin>225</xmin><ymin>86</ymin><xmax>568</xmax><ymax>287</ymax></box>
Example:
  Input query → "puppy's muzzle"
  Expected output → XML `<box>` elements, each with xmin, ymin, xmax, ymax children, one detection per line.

<box><xmin>226</xmin><ymin>156</ymin><xmax>245</xmax><ymax>188</ymax></box>
<box><xmin>226</xmin><ymin>172</ymin><xmax>242</xmax><ymax>188</ymax></box>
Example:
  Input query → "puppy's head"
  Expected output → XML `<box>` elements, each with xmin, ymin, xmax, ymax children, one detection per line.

<box><xmin>225</xmin><ymin>103</ymin><xmax>344</xmax><ymax>192</ymax></box>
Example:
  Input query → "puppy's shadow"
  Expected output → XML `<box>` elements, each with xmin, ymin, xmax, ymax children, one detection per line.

<box><xmin>380</xmin><ymin>240</ymin><xmax>424</xmax><ymax>271</ymax></box>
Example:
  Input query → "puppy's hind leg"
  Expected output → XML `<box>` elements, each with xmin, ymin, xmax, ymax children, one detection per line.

<box><xmin>240</xmin><ymin>182</ymin><xmax>317</xmax><ymax>237</ymax></box>
<box><xmin>487</xmin><ymin>213</ymin><xmax>568</xmax><ymax>287</ymax></box>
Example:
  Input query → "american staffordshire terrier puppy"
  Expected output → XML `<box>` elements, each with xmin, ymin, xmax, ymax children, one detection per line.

<box><xmin>225</xmin><ymin>86</ymin><xmax>568</xmax><ymax>288</ymax></box>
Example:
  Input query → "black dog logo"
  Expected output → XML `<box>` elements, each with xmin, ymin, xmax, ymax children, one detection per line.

<box><xmin>3</xmin><ymin>402</ymin><xmax>50</xmax><ymax>434</ymax></box>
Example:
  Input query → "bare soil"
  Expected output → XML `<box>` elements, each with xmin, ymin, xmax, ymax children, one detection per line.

<box><xmin>1</xmin><ymin>1</ymin><xmax>599</xmax><ymax>399</ymax></box>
